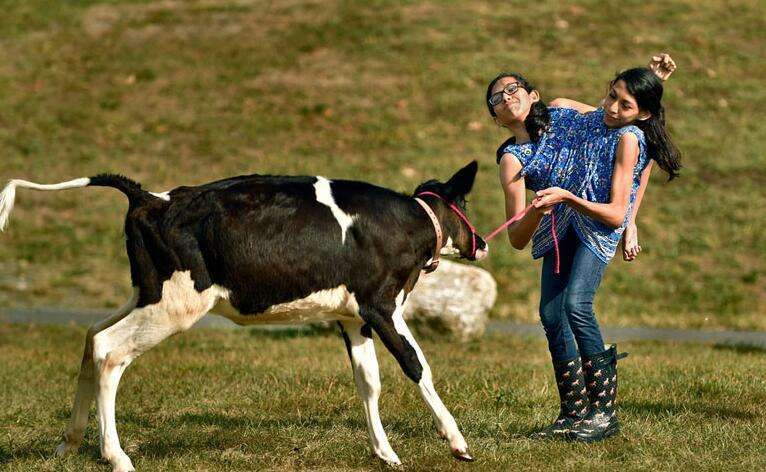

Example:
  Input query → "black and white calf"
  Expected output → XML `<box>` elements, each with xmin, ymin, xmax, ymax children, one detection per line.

<box><xmin>0</xmin><ymin>161</ymin><xmax>488</xmax><ymax>471</ymax></box>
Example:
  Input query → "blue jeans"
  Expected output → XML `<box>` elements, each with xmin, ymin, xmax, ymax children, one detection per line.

<box><xmin>539</xmin><ymin>228</ymin><xmax>606</xmax><ymax>363</ymax></box>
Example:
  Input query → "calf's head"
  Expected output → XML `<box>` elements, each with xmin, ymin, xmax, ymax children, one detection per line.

<box><xmin>414</xmin><ymin>161</ymin><xmax>488</xmax><ymax>261</ymax></box>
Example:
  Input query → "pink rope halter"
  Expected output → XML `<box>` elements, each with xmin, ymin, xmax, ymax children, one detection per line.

<box><xmin>417</xmin><ymin>192</ymin><xmax>560</xmax><ymax>275</ymax></box>
<box><xmin>416</xmin><ymin>191</ymin><xmax>478</xmax><ymax>258</ymax></box>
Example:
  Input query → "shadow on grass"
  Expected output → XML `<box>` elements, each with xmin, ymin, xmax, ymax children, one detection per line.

<box><xmin>247</xmin><ymin>326</ymin><xmax>336</xmax><ymax>340</ymax></box>
<box><xmin>622</xmin><ymin>400</ymin><xmax>759</xmax><ymax>420</ymax></box>
<box><xmin>712</xmin><ymin>343</ymin><xmax>766</xmax><ymax>355</ymax></box>
<box><xmin>181</xmin><ymin>410</ymin><xmax>367</xmax><ymax>431</ymax></box>
<box><xmin>0</xmin><ymin>438</ymin><xmax>102</xmax><ymax>465</ymax></box>
<box><xmin>130</xmin><ymin>411</ymin><xmax>369</xmax><ymax>458</ymax></box>
<box><xmin>0</xmin><ymin>444</ymin><xmax>48</xmax><ymax>466</ymax></box>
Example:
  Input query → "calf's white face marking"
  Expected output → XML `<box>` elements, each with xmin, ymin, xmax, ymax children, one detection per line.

<box><xmin>440</xmin><ymin>236</ymin><xmax>459</xmax><ymax>256</ymax></box>
<box><xmin>314</xmin><ymin>176</ymin><xmax>355</xmax><ymax>244</ymax></box>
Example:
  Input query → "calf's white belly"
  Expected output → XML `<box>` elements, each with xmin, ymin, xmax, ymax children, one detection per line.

<box><xmin>216</xmin><ymin>285</ymin><xmax>362</xmax><ymax>325</ymax></box>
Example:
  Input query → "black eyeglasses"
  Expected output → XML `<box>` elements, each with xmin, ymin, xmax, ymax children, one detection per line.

<box><xmin>488</xmin><ymin>82</ymin><xmax>522</xmax><ymax>106</ymax></box>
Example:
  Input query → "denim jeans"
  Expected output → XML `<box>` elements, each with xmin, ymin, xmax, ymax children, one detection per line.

<box><xmin>539</xmin><ymin>228</ymin><xmax>607</xmax><ymax>363</ymax></box>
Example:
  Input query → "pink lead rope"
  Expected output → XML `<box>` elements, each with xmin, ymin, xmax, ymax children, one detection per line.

<box><xmin>483</xmin><ymin>204</ymin><xmax>561</xmax><ymax>275</ymax></box>
<box><xmin>417</xmin><ymin>191</ymin><xmax>561</xmax><ymax>275</ymax></box>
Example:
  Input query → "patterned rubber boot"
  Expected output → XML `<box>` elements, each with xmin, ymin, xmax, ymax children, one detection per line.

<box><xmin>567</xmin><ymin>345</ymin><xmax>627</xmax><ymax>442</ymax></box>
<box><xmin>534</xmin><ymin>356</ymin><xmax>589</xmax><ymax>439</ymax></box>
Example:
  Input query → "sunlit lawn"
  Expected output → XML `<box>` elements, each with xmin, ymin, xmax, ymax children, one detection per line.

<box><xmin>1</xmin><ymin>324</ymin><xmax>764</xmax><ymax>470</ymax></box>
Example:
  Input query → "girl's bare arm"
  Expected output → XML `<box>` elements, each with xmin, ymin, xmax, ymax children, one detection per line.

<box><xmin>498</xmin><ymin>154</ymin><xmax>547</xmax><ymax>249</ymax></box>
<box><xmin>549</xmin><ymin>98</ymin><xmax>597</xmax><ymax>113</ymax></box>
<box><xmin>534</xmin><ymin>133</ymin><xmax>640</xmax><ymax>229</ymax></box>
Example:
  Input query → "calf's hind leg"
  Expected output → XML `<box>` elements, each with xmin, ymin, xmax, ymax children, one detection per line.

<box><xmin>56</xmin><ymin>289</ymin><xmax>139</xmax><ymax>457</ymax></box>
<box><xmin>91</xmin><ymin>272</ymin><xmax>222</xmax><ymax>472</ymax></box>
<box><xmin>338</xmin><ymin>321</ymin><xmax>400</xmax><ymax>466</ymax></box>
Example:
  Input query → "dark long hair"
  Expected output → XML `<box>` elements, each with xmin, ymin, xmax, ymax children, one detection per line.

<box><xmin>486</xmin><ymin>72</ymin><xmax>550</xmax><ymax>142</ymax></box>
<box><xmin>612</xmin><ymin>68</ymin><xmax>682</xmax><ymax>180</ymax></box>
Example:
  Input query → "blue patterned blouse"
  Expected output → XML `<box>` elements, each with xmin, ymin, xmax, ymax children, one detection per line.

<box><xmin>497</xmin><ymin>107</ymin><xmax>649</xmax><ymax>263</ymax></box>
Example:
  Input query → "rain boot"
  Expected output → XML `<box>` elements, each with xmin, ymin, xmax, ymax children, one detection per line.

<box><xmin>534</xmin><ymin>356</ymin><xmax>590</xmax><ymax>438</ymax></box>
<box><xmin>567</xmin><ymin>345</ymin><xmax>627</xmax><ymax>442</ymax></box>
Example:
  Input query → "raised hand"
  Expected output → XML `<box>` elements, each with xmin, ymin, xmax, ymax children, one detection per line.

<box><xmin>648</xmin><ymin>53</ymin><xmax>677</xmax><ymax>81</ymax></box>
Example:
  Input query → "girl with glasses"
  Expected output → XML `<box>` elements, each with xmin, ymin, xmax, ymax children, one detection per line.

<box><xmin>487</xmin><ymin>54</ymin><xmax>681</xmax><ymax>442</ymax></box>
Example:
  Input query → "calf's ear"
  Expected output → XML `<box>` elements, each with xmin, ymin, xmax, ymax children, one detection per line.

<box><xmin>443</xmin><ymin>161</ymin><xmax>478</xmax><ymax>201</ymax></box>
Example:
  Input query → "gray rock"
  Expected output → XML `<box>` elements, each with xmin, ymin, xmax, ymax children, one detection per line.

<box><xmin>403</xmin><ymin>260</ymin><xmax>496</xmax><ymax>342</ymax></box>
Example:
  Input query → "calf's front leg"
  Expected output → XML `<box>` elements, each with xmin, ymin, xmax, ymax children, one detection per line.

<box><xmin>362</xmin><ymin>291</ymin><xmax>473</xmax><ymax>462</ymax></box>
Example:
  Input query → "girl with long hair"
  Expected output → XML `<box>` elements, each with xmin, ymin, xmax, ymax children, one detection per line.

<box><xmin>487</xmin><ymin>54</ymin><xmax>681</xmax><ymax>442</ymax></box>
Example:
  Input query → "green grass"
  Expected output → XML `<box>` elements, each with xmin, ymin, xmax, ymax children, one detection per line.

<box><xmin>1</xmin><ymin>323</ymin><xmax>765</xmax><ymax>470</ymax></box>
<box><xmin>0</xmin><ymin>0</ymin><xmax>764</xmax><ymax>329</ymax></box>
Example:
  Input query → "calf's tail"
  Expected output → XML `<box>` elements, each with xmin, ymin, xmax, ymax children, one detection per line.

<box><xmin>0</xmin><ymin>173</ymin><xmax>154</xmax><ymax>231</ymax></box>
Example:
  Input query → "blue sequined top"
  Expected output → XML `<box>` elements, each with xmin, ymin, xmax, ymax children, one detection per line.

<box><xmin>497</xmin><ymin>107</ymin><xmax>649</xmax><ymax>263</ymax></box>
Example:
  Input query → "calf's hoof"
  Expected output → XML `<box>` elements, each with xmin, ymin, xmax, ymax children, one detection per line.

<box><xmin>374</xmin><ymin>450</ymin><xmax>402</xmax><ymax>468</ymax></box>
<box><xmin>381</xmin><ymin>456</ymin><xmax>402</xmax><ymax>468</ymax></box>
<box><xmin>107</xmin><ymin>453</ymin><xmax>135</xmax><ymax>472</ymax></box>
<box><xmin>55</xmin><ymin>440</ymin><xmax>79</xmax><ymax>457</ymax></box>
<box><xmin>451</xmin><ymin>448</ymin><xmax>475</xmax><ymax>462</ymax></box>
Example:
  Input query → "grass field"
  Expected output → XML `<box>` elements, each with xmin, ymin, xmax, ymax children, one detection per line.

<box><xmin>1</xmin><ymin>323</ymin><xmax>765</xmax><ymax>471</ymax></box>
<box><xmin>0</xmin><ymin>0</ymin><xmax>764</xmax><ymax>330</ymax></box>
